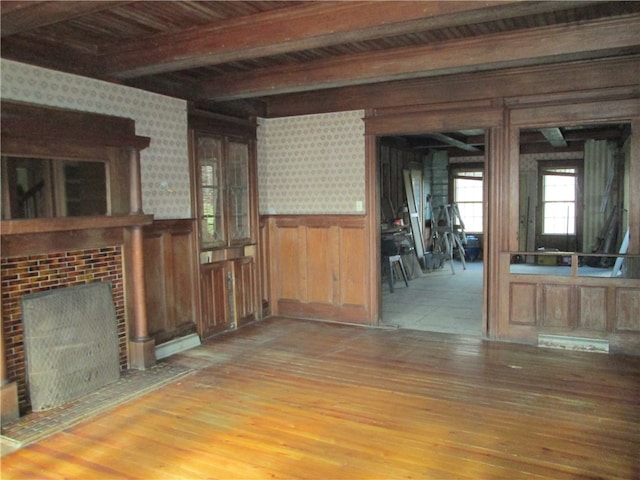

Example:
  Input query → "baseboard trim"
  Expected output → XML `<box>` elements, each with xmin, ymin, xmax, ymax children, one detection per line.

<box><xmin>155</xmin><ymin>333</ymin><xmax>201</xmax><ymax>360</ymax></box>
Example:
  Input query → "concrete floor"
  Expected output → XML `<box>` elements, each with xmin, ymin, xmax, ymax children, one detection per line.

<box><xmin>381</xmin><ymin>258</ymin><xmax>483</xmax><ymax>336</ymax></box>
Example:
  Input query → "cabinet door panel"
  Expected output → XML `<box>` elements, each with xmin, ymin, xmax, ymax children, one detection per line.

<box><xmin>234</xmin><ymin>256</ymin><xmax>257</xmax><ymax>327</ymax></box>
<box><xmin>200</xmin><ymin>262</ymin><xmax>230</xmax><ymax>338</ymax></box>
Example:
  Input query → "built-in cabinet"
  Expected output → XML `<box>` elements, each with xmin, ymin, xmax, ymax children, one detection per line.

<box><xmin>189</xmin><ymin>112</ymin><xmax>260</xmax><ymax>339</ymax></box>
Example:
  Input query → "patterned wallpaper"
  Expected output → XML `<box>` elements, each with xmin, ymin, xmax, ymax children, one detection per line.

<box><xmin>519</xmin><ymin>151</ymin><xmax>583</xmax><ymax>172</ymax></box>
<box><xmin>257</xmin><ymin>110</ymin><xmax>366</xmax><ymax>215</ymax></box>
<box><xmin>0</xmin><ymin>60</ymin><xmax>191</xmax><ymax>219</ymax></box>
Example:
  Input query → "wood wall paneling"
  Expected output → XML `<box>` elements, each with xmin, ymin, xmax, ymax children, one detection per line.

<box><xmin>578</xmin><ymin>286</ymin><xmax>607</xmax><ymax>331</ymax></box>
<box><xmin>339</xmin><ymin>226</ymin><xmax>368</xmax><ymax>307</ymax></box>
<box><xmin>509</xmin><ymin>283</ymin><xmax>537</xmax><ymax>326</ymax></box>
<box><xmin>275</xmin><ymin>225</ymin><xmax>302</xmax><ymax>301</ymax></box>
<box><xmin>143</xmin><ymin>233</ymin><xmax>168</xmax><ymax>335</ymax></box>
<box><xmin>306</xmin><ymin>226</ymin><xmax>333</xmax><ymax>304</ymax></box>
<box><xmin>615</xmin><ymin>289</ymin><xmax>640</xmax><ymax>331</ymax></box>
<box><xmin>172</xmin><ymin>231</ymin><xmax>198</xmax><ymax>325</ymax></box>
<box><xmin>269</xmin><ymin>215</ymin><xmax>370</xmax><ymax>324</ymax></box>
<box><xmin>143</xmin><ymin>219</ymin><xmax>197</xmax><ymax>345</ymax></box>
<box><xmin>542</xmin><ymin>284</ymin><xmax>573</xmax><ymax>328</ymax></box>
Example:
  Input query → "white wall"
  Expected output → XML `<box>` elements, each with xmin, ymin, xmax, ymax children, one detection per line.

<box><xmin>257</xmin><ymin>111</ymin><xmax>366</xmax><ymax>215</ymax></box>
<box><xmin>0</xmin><ymin>60</ymin><xmax>191</xmax><ymax>219</ymax></box>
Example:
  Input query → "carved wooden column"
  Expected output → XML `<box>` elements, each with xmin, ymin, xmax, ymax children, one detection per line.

<box><xmin>0</xmin><ymin>315</ymin><xmax>20</xmax><ymax>424</ymax></box>
<box><xmin>127</xmin><ymin>147</ymin><xmax>156</xmax><ymax>370</ymax></box>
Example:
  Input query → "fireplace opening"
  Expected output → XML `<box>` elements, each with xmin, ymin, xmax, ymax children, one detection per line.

<box><xmin>21</xmin><ymin>282</ymin><xmax>121</xmax><ymax>411</ymax></box>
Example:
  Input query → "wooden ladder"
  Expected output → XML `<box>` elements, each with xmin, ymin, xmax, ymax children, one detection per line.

<box><xmin>431</xmin><ymin>203</ymin><xmax>467</xmax><ymax>274</ymax></box>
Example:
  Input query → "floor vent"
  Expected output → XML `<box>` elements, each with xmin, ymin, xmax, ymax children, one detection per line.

<box><xmin>155</xmin><ymin>333</ymin><xmax>201</xmax><ymax>360</ymax></box>
<box><xmin>538</xmin><ymin>334</ymin><xmax>609</xmax><ymax>353</ymax></box>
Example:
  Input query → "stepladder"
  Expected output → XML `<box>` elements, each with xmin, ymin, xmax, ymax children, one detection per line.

<box><xmin>431</xmin><ymin>203</ymin><xmax>467</xmax><ymax>274</ymax></box>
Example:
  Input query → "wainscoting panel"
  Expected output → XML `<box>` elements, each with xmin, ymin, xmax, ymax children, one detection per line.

<box><xmin>616</xmin><ymin>288</ymin><xmax>640</xmax><ymax>331</ymax></box>
<box><xmin>509</xmin><ymin>283</ymin><xmax>537</xmax><ymax>326</ymax></box>
<box><xmin>500</xmin><ymin>254</ymin><xmax>640</xmax><ymax>353</ymax></box>
<box><xmin>542</xmin><ymin>284</ymin><xmax>573</xmax><ymax>328</ymax></box>
<box><xmin>143</xmin><ymin>219</ymin><xmax>198</xmax><ymax>344</ymax></box>
<box><xmin>266</xmin><ymin>215</ymin><xmax>370</xmax><ymax>324</ymax></box>
<box><xmin>578</xmin><ymin>286</ymin><xmax>608</xmax><ymax>330</ymax></box>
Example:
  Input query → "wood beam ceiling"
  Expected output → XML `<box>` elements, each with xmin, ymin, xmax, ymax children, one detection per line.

<box><xmin>197</xmin><ymin>14</ymin><xmax>640</xmax><ymax>101</ymax></box>
<box><xmin>263</xmin><ymin>56</ymin><xmax>640</xmax><ymax>118</ymax></box>
<box><xmin>101</xmin><ymin>1</ymin><xmax>594</xmax><ymax>79</ymax></box>
<box><xmin>103</xmin><ymin>1</ymin><xmax>518</xmax><ymax>78</ymax></box>
<box><xmin>1</xmin><ymin>1</ymin><xmax>638</xmax><ymax>109</ymax></box>
<box><xmin>0</xmin><ymin>1</ymin><xmax>130</xmax><ymax>37</ymax></box>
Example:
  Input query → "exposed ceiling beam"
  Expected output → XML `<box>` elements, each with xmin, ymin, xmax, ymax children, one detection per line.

<box><xmin>539</xmin><ymin>127</ymin><xmax>568</xmax><ymax>147</ymax></box>
<box><xmin>101</xmin><ymin>1</ymin><xmax>593</xmax><ymax>79</ymax></box>
<box><xmin>0</xmin><ymin>35</ymin><xmax>102</xmax><ymax>76</ymax></box>
<box><xmin>520</xmin><ymin>128</ymin><xmax>624</xmax><ymax>144</ymax></box>
<box><xmin>263</xmin><ymin>55</ymin><xmax>640</xmax><ymax>118</ymax></box>
<box><xmin>124</xmin><ymin>75</ymin><xmax>204</xmax><ymax>102</ymax></box>
<box><xmin>421</xmin><ymin>133</ymin><xmax>481</xmax><ymax>152</ymax></box>
<box><xmin>197</xmin><ymin>13</ymin><xmax>640</xmax><ymax>101</ymax></box>
<box><xmin>0</xmin><ymin>1</ymin><xmax>130</xmax><ymax>37</ymax></box>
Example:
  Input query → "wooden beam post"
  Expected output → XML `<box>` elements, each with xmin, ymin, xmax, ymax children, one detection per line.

<box><xmin>127</xmin><ymin>148</ymin><xmax>155</xmax><ymax>370</ymax></box>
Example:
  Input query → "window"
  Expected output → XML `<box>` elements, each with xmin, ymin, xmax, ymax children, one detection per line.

<box><xmin>453</xmin><ymin>170</ymin><xmax>483</xmax><ymax>232</ymax></box>
<box><xmin>195</xmin><ymin>133</ymin><xmax>252</xmax><ymax>249</ymax></box>
<box><xmin>227</xmin><ymin>141</ymin><xmax>251</xmax><ymax>242</ymax></box>
<box><xmin>541</xmin><ymin>166</ymin><xmax>576</xmax><ymax>235</ymax></box>
<box><xmin>197</xmin><ymin>135</ymin><xmax>225</xmax><ymax>247</ymax></box>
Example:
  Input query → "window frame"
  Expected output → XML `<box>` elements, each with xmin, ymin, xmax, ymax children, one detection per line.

<box><xmin>450</xmin><ymin>164</ymin><xmax>484</xmax><ymax>234</ymax></box>
<box><xmin>537</xmin><ymin>159</ymin><xmax>583</xmax><ymax>240</ymax></box>
<box><xmin>191</xmin><ymin>128</ymin><xmax>255</xmax><ymax>251</ymax></box>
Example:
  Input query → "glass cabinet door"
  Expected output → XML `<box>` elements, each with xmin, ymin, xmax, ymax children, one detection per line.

<box><xmin>197</xmin><ymin>135</ymin><xmax>225</xmax><ymax>247</ymax></box>
<box><xmin>227</xmin><ymin>140</ymin><xmax>251</xmax><ymax>243</ymax></box>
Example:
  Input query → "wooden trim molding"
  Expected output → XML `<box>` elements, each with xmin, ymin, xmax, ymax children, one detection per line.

<box><xmin>0</xmin><ymin>214</ymin><xmax>153</xmax><ymax>235</ymax></box>
<box><xmin>365</xmin><ymin>106</ymin><xmax>503</xmax><ymax>136</ymax></box>
<box><xmin>1</xmin><ymin>100</ymin><xmax>150</xmax><ymax>150</ymax></box>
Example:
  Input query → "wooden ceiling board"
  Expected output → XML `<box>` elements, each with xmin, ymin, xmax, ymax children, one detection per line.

<box><xmin>1</xmin><ymin>1</ymin><xmax>639</xmax><ymax>109</ymax></box>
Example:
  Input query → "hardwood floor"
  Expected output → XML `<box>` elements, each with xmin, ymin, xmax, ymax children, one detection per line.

<box><xmin>2</xmin><ymin>317</ymin><xmax>639</xmax><ymax>479</ymax></box>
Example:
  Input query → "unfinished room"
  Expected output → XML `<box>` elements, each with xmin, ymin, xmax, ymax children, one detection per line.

<box><xmin>1</xmin><ymin>2</ymin><xmax>639</xmax><ymax>478</ymax></box>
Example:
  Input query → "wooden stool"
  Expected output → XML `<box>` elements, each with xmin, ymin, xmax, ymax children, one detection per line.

<box><xmin>387</xmin><ymin>254</ymin><xmax>409</xmax><ymax>293</ymax></box>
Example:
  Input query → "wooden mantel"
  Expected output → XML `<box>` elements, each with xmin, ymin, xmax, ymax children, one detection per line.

<box><xmin>1</xmin><ymin>102</ymin><xmax>155</xmax><ymax>422</ymax></box>
<box><xmin>0</xmin><ymin>214</ymin><xmax>153</xmax><ymax>236</ymax></box>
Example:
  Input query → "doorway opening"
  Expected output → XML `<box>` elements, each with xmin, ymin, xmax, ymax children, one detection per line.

<box><xmin>377</xmin><ymin>131</ymin><xmax>486</xmax><ymax>336</ymax></box>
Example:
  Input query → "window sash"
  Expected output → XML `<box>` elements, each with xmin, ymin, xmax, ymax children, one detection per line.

<box><xmin>453</xmin><ymin>176</ymin><xmax>483</xmax><ymax>232</ymax></box>
<box><xmin>542</xmin><ymin>170</ymin><xmax>576</xmax><ymax>235</ymax></box>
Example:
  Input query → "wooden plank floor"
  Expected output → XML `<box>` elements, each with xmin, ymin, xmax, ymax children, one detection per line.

<box><xmin>2</xmin><ymin>317</ymin><xmax>639</xmax><ymax>479</ymax></box>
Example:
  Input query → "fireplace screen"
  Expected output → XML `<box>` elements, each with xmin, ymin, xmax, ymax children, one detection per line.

<box><xmin>21</xmin><ymin>282</ymin><xmax>120</xmax><ymax>411</ymax></box>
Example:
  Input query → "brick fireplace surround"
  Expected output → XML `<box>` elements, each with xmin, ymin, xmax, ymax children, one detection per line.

<box><xmin>1</xmin><ymin>247</ymin><xmax>127</xmax><ymax>413</ymax></box>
